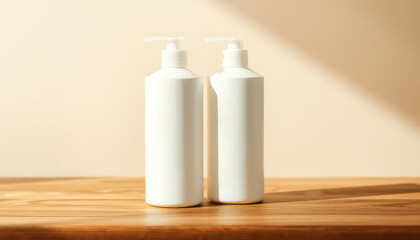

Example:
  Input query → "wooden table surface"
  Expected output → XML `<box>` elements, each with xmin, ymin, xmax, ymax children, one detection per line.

<box><xmin>0</xmin><ymin>178</ymin><xmax>420</xmax><ymax>239</ymax></box>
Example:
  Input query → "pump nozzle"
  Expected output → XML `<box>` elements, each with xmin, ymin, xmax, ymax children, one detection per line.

<box><xmin>205</xmin><ymin>37</ymin><xmax>248</xmax><ymax>67</ymax></box>
<box><xmin>144</xmin><ymin>37</ymin><xmax>187</xmax><ymax>68</ymax></box>
<box><xmin>206</xmin><ymin>37</ymin><xmax>243</xmax><ymax>50</ymax></box>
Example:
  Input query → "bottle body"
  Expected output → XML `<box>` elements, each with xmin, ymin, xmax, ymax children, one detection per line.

<box><xmin>207</xmin><ymin>67</ymin><xmax>264</xmax><ymax>203</ymax></box>
<box><xmin>145</xmin><ymin>68</ymin><xmax>203</xmax><ymax>207</ymax></box>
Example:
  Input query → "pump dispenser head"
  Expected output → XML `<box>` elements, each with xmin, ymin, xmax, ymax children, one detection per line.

<box><xmin>206</xmin><ymin>37</ymin><xmax>248</xmax><ymax>67</ymax></box>
<box><xmin>144</xmin><ymin>37</ymin><xmax>187</xmax><ymax>68</ymax></box>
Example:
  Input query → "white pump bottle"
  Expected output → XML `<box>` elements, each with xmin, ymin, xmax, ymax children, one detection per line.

<box><xmin>144</xmin><ymin>37</ymin><xmax>203</xmax><ymax>207</ymax></box>
<box><xmin>206</xmin><ymin>37</ymin><xmax>264</xmax><ymax>204</ymax></box>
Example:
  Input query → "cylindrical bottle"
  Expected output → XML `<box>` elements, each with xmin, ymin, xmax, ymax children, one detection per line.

<box><xmin>206</xmin><ymin>37</ymin><xmax>264</xmax><ymax>203</ymax></box>
<box><xmin>144</xmin><ymin>37</ymin><xmax>203</xmax><ymax>207</ymax></box>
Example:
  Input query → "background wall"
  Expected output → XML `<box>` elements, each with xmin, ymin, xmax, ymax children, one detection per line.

<box><xmin>0</xmin><ymin>0</ymin><xmax>419</xmax><ymax>177</ymax></box>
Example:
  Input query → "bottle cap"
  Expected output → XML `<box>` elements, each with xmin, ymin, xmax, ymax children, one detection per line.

<box><xmin>206</xmin><ymin>37</ymin><xmax>248</xmax><ymax>67</ymax></box>
<box><xmin>144</xmin><ymin>37</ymin><xmax>187</xmax><ymax>68</ymax></box>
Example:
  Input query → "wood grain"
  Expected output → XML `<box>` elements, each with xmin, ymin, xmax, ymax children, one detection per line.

<box><xmin>0</xmin><ymin>178</ymin><xmax>420</xmax><ymax>239</ymax></box>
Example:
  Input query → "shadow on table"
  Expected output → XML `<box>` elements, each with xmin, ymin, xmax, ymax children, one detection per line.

<box><xmin>264</xmin><ymin>183</ymin><xmax>420</xmax><ymax>203</ymax></box>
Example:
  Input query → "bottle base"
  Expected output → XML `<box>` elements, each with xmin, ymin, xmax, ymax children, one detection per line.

<box><xmin>208</xmin><ymin>198</ymin><xmax>263</xmax><ymax>205</ymax></box>
<box><xmin>146</xmin><ymin>200</ymin><xmax>202</xmax><ymax>208</ymax></box>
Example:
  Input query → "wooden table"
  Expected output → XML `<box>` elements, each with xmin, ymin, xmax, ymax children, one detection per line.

<box><xmin>0</xmin><ymin>178</ymin><xmax>419</xmax><ymax>239</ymax></box>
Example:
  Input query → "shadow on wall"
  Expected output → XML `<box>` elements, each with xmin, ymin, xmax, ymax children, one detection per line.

<box><xmin>215</xmin><ymin>0</ymin><xmax>420</xmax><ymax>127</ymax></box>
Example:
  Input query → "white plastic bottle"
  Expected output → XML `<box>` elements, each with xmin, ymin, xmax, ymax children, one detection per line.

<box><xmin>144</xmin><ymin>37</ymin><xmax>203</xmax><ymax>207</ymax></box>
<box><xmin>206</xmin><ymin>37</ymin><xmax>264</xmax><ymax>204</ymax></box>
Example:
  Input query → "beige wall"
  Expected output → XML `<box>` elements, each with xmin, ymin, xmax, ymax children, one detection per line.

<box><xmin>0</xmin><ymin>0</ymin><xmax>419</xmax><ymax>177</ymax></box>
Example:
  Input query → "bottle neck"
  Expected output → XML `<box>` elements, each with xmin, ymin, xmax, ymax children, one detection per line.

<box><xmin>222</xmin><ymin>49</ymin><xmax>248</xmax><ymax>67</ymax></box>
<box><xmin>161</xmin><ymin>50</ymin><xmax>187</xmax><ymax>68</ymax></box>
